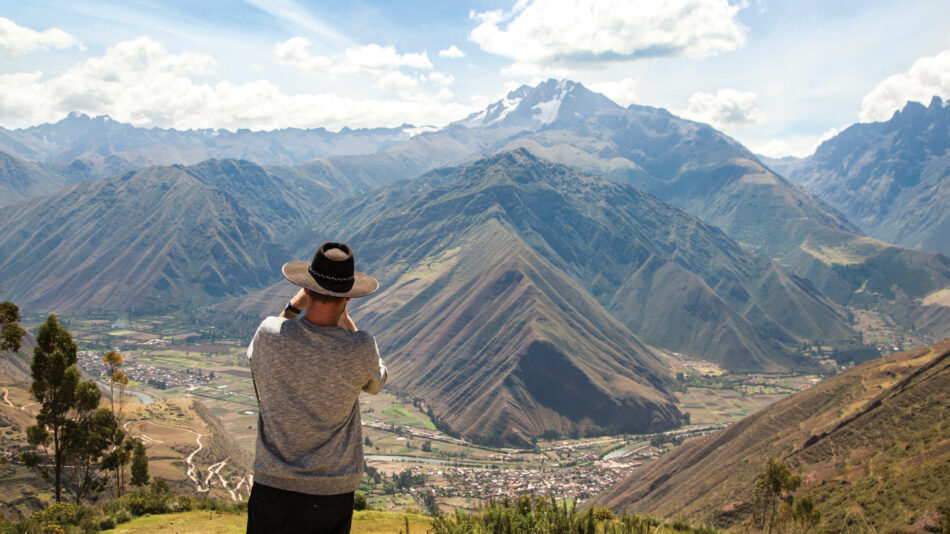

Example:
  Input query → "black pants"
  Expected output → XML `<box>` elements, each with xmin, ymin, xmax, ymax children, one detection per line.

<box><xmin>246</xmin><ymin>482</ymin><xmax>354</xmax><ymax>534</ymax></box>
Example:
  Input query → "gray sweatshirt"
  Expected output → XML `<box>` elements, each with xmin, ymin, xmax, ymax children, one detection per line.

<box><xmin>247</xmin><ymin>316</ymin><xmax>388</xmax><ymax>494</ymax></box>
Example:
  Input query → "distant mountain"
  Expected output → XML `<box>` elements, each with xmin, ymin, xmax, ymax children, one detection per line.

<box><xmin>0</xmin><ymin>151</ymin><xmax>66</xmax><ymax>207</ymax></box>
<box><xmin>0</xmin><ymin>112</ymin><xmax>415</xmax><ymax>186</ymax></box>
<box><xmin>777</xmin><ymin>97</ymin><xmax>950</xmax><ymax>258</ymax></box>
<box><xmin>218</xmin><ymin>150</ymin><xmax>859</xmax><ymax>442</ymax></box>
<box><xmin>587</xmin><ymin>338</ymin><xmax>950</xmax><ymax>532</ymax></box>
<box><xmin>0</xmin><ymin>163</ymin><xmax>298</xmax><ymax>313</ymax></box>
<box><xmin>277</xmin><ymin>80</ymin><xmax>950</xmax><ymax>334</ymax></box>
<box><xmin>310</xmin><ymin>150</ymin><xmax>854</xmax><ymax>371</ymax></box>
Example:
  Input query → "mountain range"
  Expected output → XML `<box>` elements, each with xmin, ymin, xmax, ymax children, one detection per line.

<box><xmin>1</xmin><ymin>79</ymin><xmax>949</xmax><ymax>442</ymax></box>
<box><xmin>586</xmin><ymin>337</ymin><xmax>950</xmax><ymax>532</ymax></box>
<box><xmin>260</xmin><ymin>149</ymin><xmax>858</xmax><ymax>441</ymax></box>
<box><xmin>768</xmin><ymin>97</ymin><xmax>950</xmax><ymax>258</ymax></box>
<box><xmin>267</xmin><ymin>80</ymin><xmax>950</xmax><ymax>336</ymax></box>
<box><xmin>0</xmin><ymin>111</ymin><xmax>417</xmax><ymax>199</ymax></box>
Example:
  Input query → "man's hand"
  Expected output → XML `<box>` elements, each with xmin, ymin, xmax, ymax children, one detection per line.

<box><xmin>338</xmin><ymin>300</ymin><xmax>357</xmax><ymax>331</ymax></box>
<box><xmin>279</xmin><ymin>288</ymin><xmax>310</xmax><ymax>319</ymax></box>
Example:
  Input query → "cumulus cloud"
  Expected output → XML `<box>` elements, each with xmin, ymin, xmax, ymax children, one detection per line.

<box><xmin>0</xmin><ymin>17</ymin><xmax>83</xmax><ymax>55</ymax></box>
<box><xmin>469</xmin><ymin>0</ymin><xmax>747</xmax><ymax>75</ymax></box>
<box><xmin>681</xmin><ymin>88</ymin><xmax>763</xmax><ymax>130</ymax></box>
<box><xmin>859</xmin><ymin>49</ymin><xmax>950</xmax><ymax>122</ymax></box>
<box><xmin>274</xmin><ymin>38</ymin><xmax>433</xmax><ymax>76</ymax></box>
<box><xmin>0</xmin><ymin>37</ymin><xmax>474</xmax><ymax>131</ymax></box>
<box><xmin>273</xmin><ymin>37</ymin><xmax>331</xmax><ymax>72</ymax></box>
<box><xmin>438</xmin><ymin>45</ymin><xmax>466</xmax><ymax>59</ymax></box>
<box><xmin>589</xmin><ymin>78</ymin><xmax>640</xmax><ymax>107</ymax></box>
<box><xmin>377</xmin><ymin>71</ymin><xmax>419</xmax><ymax>92</ymax></box>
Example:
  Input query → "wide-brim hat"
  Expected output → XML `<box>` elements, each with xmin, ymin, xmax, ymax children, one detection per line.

<box><xmin>282</xmin><ymin>242</ymin><xmax>378</xmax><ymax>298</ymax></box>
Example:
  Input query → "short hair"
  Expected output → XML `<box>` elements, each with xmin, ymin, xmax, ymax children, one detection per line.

<box><xmin>305</xmin><ymin>288</ymin><xmax>346</xmax><ymax>305</ymax></box>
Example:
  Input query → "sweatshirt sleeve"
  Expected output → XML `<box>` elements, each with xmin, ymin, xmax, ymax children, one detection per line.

<box><xmin>362</xmin><ymin>336</ymin><xmax>388</xmax><ymax>394</ymax></box>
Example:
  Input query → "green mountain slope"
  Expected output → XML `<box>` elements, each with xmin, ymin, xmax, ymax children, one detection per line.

<box><xmin>587</xmin><ymin>338</ymin><xmax>950</xmax><ymax>532</ymax></box>
<box><xmin>0</xmin><ymin>165</ymin><xmax>290</xmax><ymax>313</ymax></box>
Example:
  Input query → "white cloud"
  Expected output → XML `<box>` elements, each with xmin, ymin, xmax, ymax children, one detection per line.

<box><xmin>681</xmin><ymin>88</ymin><xmax>763</xmax><ymax>130</ymax></box>
<box><xmin>589</xmin><ymin>78</ymin><xmax>640</xmax><ymax>107</ymax></box>
<box><xmin>753</xmin><ymin>140</ymin><xmax>795</xmax><ymax>159</ymax></box>
<box><xmin>377</xmin><ymin>71</ymin><xmax>419</xmax><ymax>91</ymax></box>
<box><xmin>438</xmin><ymin>45</ymin><xmax>466</xmax><ymax>59</ymax></box>
<box><xmin>0</xmin><ymin>37</ymin><xmax>474</xmax><ymax>131</ymax></box>
<box><xmin>273</xmin><ymin>38</ymin><xmax>433</xmax><ymax>77</ymax></box>
<box><xmin>859</xmin><ymin>49</ymin><xmax>950</xmax><ymax>122</ymax></box>
<box><xmin>469</xmin><ymin>0</ymin><xmax>747</xmax><ymax>75</ymax></box>
<box><xmin>426</xmin><ymin>72</ymin><xmax>454</xmax><ymax>87</ymax></box>
<box><xmin>273</xmin><ymin>37</ymin><xmax>331</xmax><ymax>72</ymax></box>
<box><xmin>752</xmin><ymin>126</ymin><xmax>844</xmax><ymax>159</ymax></box>
<box><xmin>336</xmin><ymin>43</ymin><xmax>432</xmax><ymax>74</ymax></box>
<box><xmin>0</xmin><ymin>17</ymin><xmax>84</xmax><ymax>55</ymax></box>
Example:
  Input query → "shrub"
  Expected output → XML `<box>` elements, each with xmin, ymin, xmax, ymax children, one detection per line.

<box><xmin>98</xmin><ymin>517</ymin><xmax>116</xmax><ymax>530</ymax></box>
<box><xmin>114</xmin><ymin>510</ymin><xmax>132</xmax><ymax>524</ymax></box>
<box><xmin>354</xmin><ymin>492</ymin><xmax>368</xmax><ymax>511</ymax></box>
<box><xmin>31</xmin><ymin>502</ymin><xmax>94</xmax><ymax>529</ymax></box>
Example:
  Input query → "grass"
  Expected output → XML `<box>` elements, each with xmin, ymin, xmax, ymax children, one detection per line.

<box><xmin>105</xmin><ymin>509</ymin><xmax>433</xmax><ymax>533</ymax></box>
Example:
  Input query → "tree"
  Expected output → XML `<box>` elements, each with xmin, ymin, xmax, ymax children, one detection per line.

<box><xmin>101</xmin><ymin>430</ymin><xmax>133</xmax><ymax>498</ymax></box>
<box><xmin>130</xmin><ymin>438</ymin><xmax>149</xmax><ymax>488</ymax></box>
<box><xmin>24</xmin><ymin>314</ymin><xmax>82</xmax><ymax>502</ymax></box>
<box><xmin>752</xmin><ymin>457</ymin><xmax>802</xmax><ymax>533</ymax></box>
<box><xmin>63</xmin><ymin>396</ymin><xmax>118</xmax><ymax>504</ymax></box>
<box><xmin>421</xmin><ymin>440</ymin><xmax>432</xmax><ymax>452</ymax></box>
<box><xmin>101</xmin><ymin>351</ymin><xmax>124</xmax><ymax>415</ymax></box>
<box><xmin>0</xmin><ymin>296</ymin><xmax>25</xmax><ymax>352</ymax></box>
<box><xmin>102</xmin><ymin>352</ymin><xmax>131</xmax><ymax>498</ymax></box>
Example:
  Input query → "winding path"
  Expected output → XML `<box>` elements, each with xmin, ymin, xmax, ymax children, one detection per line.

<box><xmin>1</xmin><ymin>388</ymin><xmax>14</xmax><ymax>408</ymax></box>
<box><xmin>123</xmin><ymin>419</ymin><xmax>250</xmax><ymax>500</ymax></box>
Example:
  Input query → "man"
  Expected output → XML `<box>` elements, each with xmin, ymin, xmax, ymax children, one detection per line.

<box><xmin>246</xmin><ymin>242</ymin><xmax>388</xmax><ymax>534</ymax></box>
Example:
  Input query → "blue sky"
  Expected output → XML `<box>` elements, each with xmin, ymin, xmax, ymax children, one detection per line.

<box><xmin>1</xmin><ymin>0</ymin><xmax>948</xmax><ymax>157</ymax></box>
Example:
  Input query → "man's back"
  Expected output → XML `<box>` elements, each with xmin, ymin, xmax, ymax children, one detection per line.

<box><xmin>248</xmin><ymin>315</ymin><xmax>386</xmax><ymax>495</ymax></box>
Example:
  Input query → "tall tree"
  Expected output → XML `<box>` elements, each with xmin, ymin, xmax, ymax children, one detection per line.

<box><xmin>102</xmin><ymin>350</ymin><xmax>131</xmax><ymax>497</ymax></box>
<box><xmin>24</xmin><ymin>315</ymin><xmax>81</xmax><ymax>502</ymax></box>
<box><xmin>130</xmin><ymin>438</ymin><xmax>149</xmax><ymax>488</ymax></box>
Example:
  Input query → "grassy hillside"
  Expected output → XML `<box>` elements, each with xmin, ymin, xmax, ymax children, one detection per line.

<box><xmin>105</xmin><ymin>509</ymin><xmax>434</xmax><ymax>533</ymax></box>
<box><xmin>587</xmin><ymin>338</ymin><xmax>950</xmax><ymax>532</ymax></box>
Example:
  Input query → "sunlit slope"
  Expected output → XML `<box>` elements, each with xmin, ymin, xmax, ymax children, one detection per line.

<box><xmin>588</xmin><ymin>339</ymin><xmax>950</xmax><ymax>532</ymax></box>
<box><xmin>309</xmin><ymin>150</ymin><xmax>852</xmax><ymax>372</ymax></box>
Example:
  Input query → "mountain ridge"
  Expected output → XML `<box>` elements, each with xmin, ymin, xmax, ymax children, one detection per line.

<box><xmin>777</xmin><ymin>97</ymin><xmax>950</xmax><ymax>258</ymax></box>
<box><xmin>585</xmin><ymin>337</ymin><xmax>950</xmax><ymax>532</ymax></box>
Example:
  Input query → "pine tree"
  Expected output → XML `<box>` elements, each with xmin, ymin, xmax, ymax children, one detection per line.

<box><xmin>130</xmin><ymin>438</ymin><xmax>149</xmax><ymax>488</ymax></box>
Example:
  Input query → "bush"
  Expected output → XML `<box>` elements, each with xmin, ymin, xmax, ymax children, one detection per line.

<box><xmin>98</xmin><ymin>517</ymin><xmax>116</xmax><ymax>530</ymax></box>
<box><xmin>30</xmin><ymin>502</ymin><xmax>95</xmax><ymax>530</ymax></box>
<box><xmin>114</xmin><ymin>510</ymin><xmax>132</xmax><ymax>524</ymax></box>
<box><xmin>354</xmin><ymin>492</ymin><xmax>368</xmax><ymax>511</ymax></box>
